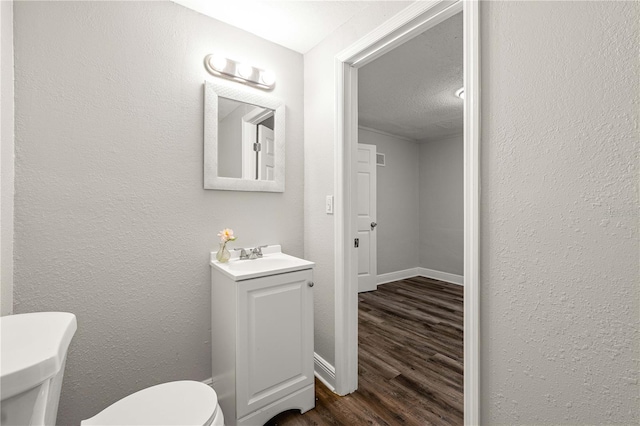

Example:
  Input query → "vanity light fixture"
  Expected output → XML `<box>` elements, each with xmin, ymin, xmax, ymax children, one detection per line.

<box><xmin>455</xmin><ymin>87</ymin><xmax>465</xmax><ymax>100</ymax></box>
<box><xmin>204</xmin><ymin>54</ymin><xmax>275</xmax><ymax>90</ymax></box>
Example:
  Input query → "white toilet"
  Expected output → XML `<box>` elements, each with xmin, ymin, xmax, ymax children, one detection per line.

<box><xmin>0</xmin><ymin>311</ymin><xmax>223</xmax><ymax>426</ymax></box>
<box><xmin>0</xmin><ymin>312</ymin><xmax>77</xmax><ymax>426</ymax></box>
<box><xmin>80</xmin><ymin>380</ymin><xmax>224</xmax><ymax>426</ymax></box>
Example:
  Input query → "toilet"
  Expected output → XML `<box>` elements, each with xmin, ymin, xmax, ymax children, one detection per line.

<box><xmin>0</xmin><ymin>311</ymin><xmax>222</xmax><ymax>426</ymax></box>
<box><xmin>0</xmin><ymin>312</ymin><xmax>77</xmax><ymax>426</ymax></box>
<box><xmin>81</xmin><ymin>380</ymin><xmax>224</xmax><ymax>426</ymax></box>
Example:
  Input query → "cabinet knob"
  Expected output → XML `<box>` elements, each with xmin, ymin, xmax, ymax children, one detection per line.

<box><xmin>308</xmin><ymin>281</ymin><xmax>314</xmax><ymax>287</ymax></box>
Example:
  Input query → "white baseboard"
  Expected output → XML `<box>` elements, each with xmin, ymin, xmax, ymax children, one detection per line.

<box><xmin>202</xmin><ymin>377</ymin><xmax>213</xmax><ymax>386</ymax></box>
<box><xmin>377</xmin><ymin>267</ymin><xmax>464</xmax><ymax>286</ymax></box>
<box><xmin>377</xmin><ymin>268</ymin><xmax>420</xmax><ymax>285</ymax></box>
<box><xmin>417</xmin><ymin>267</ymin><xmax>464</xmax><ymax>286</ymax></box>
<box><xmin>313</xmin><ymin>352</ymin><xmax>336</xmax><ymax>392</ymax></box>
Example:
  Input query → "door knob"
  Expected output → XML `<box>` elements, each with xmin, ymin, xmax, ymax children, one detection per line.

<box><xmin>308</xmin><ymin>281</ymin><xmax>314</xmax><ymax>287</ymax></box>
<box><xmin>371</xmin><ymin>222</ymin><xmax>378</xmax><ymax>230</ymax></box>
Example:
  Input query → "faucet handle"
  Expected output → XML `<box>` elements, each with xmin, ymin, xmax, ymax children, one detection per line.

<box><xmin>234</xmin><ymin>248</ymin><xmax>249</xmax><ymax>259</ymax></box>
<box><xmin>252</xmin><ymin>245</ymin><xmax>268</xmax><ymax>258</ymax></box>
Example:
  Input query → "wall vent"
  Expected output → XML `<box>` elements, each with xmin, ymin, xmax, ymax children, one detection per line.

<box><xmin>376</xmin><ymin>153</ymin><xmax>386</xmax><ymax>166</ymax></box>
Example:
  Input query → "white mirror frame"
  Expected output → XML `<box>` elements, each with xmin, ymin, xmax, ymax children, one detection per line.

<box><xmin>204</xmin><ymin>80</ymin><xmax>285</xmax><ymax>192</ymax></box>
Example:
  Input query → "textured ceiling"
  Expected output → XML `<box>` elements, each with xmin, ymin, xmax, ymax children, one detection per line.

<box><xmin>172</xmin><ymin>0</ymin><xmax>382</xmax><ymax>54</ymax></box>
<box><xmin>359</xmin><ymin>12</ymin><xmax>463</xmax><ymax>142</ymax></box>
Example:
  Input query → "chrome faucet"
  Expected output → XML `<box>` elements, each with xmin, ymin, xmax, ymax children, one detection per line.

<box><xmin>234</xmin><ymin>248</ymin><xmax>250</xmax><ymax>260</ymax></box>
<box><xmin>234</xmin><ymin>245</ymin><xmax>268</xmax><ymax>260</ymax></box>
<box><xmin>249</xmin><ymin>245</ymin><xmax>268</xmax><ymax>259</ymax></box>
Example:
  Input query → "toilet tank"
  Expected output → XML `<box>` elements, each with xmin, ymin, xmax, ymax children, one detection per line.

<box><xmin>1</xmin><ymin>312</ymin><xmax>77</xmax><ymax>425</ymax></box>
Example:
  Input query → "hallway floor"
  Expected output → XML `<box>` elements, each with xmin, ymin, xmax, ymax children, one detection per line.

<box><xmin>266</xmin><ymin>276</ymin><xmax>464</xmax><ymax>425</ymax></box>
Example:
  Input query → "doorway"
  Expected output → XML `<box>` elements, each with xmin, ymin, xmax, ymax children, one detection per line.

<box><xmin>333</xmin><ymin>1</ymin><xmax>480</xmax><ymax>424</ymax></box>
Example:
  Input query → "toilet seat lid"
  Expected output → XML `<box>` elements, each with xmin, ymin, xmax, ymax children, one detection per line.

<box><xmin>81</xmin><ymin>381</ymin><xmax>218</xmax><ymax>426</ymax></box>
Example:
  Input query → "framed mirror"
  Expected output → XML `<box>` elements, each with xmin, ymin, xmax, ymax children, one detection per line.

<box><xmin>204</xmin><ymin>80</ymin><xmax>285</xmax><ymax>192</ymax></box>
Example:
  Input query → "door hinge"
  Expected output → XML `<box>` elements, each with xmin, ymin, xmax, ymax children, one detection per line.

<box><xmin>354</xmin><ymin>238</ymin><xmax>359</xmax><ymax>248</ymax></box>
<box><xmin>253</xmin><ymin>142</ymin><xmax>262</xmax><ymax>152</ymax></box>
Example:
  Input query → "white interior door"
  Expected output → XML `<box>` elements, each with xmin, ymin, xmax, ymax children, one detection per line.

<box><xmin>357</xmin><ymin>143</ymin><xmax>377</xmax><ymax>293</ymax></box>
<box><xmin>258</xmin><ymin>125</ymin><xmax>275</xmax><ymax>181</ymax></box>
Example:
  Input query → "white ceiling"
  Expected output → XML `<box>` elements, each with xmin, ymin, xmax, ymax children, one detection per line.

<box><xmin>359</xmin><ymin>12</ymin><xmax>463</xmax><ymax>142</ymax></box>
<box><xmin>172</xmin><ymin>0</ymin><xmax>383</xmax><ymax>54</ymax></box>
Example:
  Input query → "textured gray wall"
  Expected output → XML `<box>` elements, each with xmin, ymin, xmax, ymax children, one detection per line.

<box><xmin>418</xmin><ymin>134</ymin><xmax>463</xmax><ymax>276</ymax></box>
<box><xmin>358</xmin><ymin>128</ymin><xmax>420</xmax><ymax>275</ymax></box>
<box><xmin>13</xmin><ymin>2</ymin><xmax>303</xmax><ymax>425</ymax></box>
<box><xmin>479</xmin><ymin>1</ymin><xmax>638</xmax><ymax>423</ymax></box>
<box><xmin>1</xmin><ymin>0</ymin><xmax>14</xmax><ymax>316</ymax></box>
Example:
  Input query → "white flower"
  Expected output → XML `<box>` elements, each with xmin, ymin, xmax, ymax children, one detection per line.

<box><xmin>217</xmin><ymin>228</ymin><xmax>237</xmax><ymax>243</ymax></box>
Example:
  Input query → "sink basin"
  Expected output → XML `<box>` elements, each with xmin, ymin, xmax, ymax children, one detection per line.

<box><xmin>210</xmin><ymin>245</ymin><xmax>314</xmax><ymax>281</ymax></box>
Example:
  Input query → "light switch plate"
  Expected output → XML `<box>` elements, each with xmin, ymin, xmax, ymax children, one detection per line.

<box><xmin>326</xmin><ymin>195</ymin><xmax>334</xmax><ymax>214</ymax></box>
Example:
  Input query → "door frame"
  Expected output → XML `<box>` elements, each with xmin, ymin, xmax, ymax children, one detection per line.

<box><xmin>242</xmin><ymin>108</ymin><xmax>274</xmax><ymax>179</ymax></box>
<box><xmin>333</xmin><ymin>0</ymin><xmax>480</xmax><ymax>424</ymax></box>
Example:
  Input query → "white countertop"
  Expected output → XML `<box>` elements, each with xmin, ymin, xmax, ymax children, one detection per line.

<box><xmin>210</xmin><ymin>245</ymin><xmax>314</xmax><ymax>281</ymax></box>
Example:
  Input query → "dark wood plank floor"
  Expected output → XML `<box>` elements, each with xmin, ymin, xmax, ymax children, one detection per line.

<box><xmin>266</xmin><ymin>277</ymin><xmax>463</xmax><ymax>426</ymax></box>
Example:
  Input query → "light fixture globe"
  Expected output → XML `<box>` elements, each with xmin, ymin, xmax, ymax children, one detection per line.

<box><xmin>260</xmin><ymin>70</ymin><xmax>276</xmax><ymax>86</ymax></box>
<box><xmin>209</xmin><ymin>55</ymin><xmax>227</xmax><ymax>72</ymax></box>
<box><xmin>237</xmin><ymin>63</ymin><xmax>254</xmax><ymax>79</ymax></box>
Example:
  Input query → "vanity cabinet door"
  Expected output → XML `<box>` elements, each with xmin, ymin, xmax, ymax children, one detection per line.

<box><xmin>236</xmin><ymin>269</ymin><xmax>314</xmax><ymax>419</ymax></box>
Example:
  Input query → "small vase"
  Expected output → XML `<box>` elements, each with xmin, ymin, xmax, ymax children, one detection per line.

<box><xmin>216</xmin><ymin>242</ymin><xmax>231</xmax><ymax>263</ymax></box>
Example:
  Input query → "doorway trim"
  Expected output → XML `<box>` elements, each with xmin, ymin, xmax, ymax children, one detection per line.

<box><xmin>333</xmin><ymin>0</ymin><xmax>480</xmax><ymax>424</ymax></box>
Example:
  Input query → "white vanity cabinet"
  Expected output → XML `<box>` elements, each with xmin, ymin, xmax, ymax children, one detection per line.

<box><xmin>210</xmin><ymin>246</ymin><xmax>315</xmax><ymax>426</ymax></box>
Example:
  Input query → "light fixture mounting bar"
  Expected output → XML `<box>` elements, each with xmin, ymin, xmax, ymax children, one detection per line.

<box><xmin>204</xmin><ymin>54</ymin><xmax>275</xmax><ymax>90</ymax></box>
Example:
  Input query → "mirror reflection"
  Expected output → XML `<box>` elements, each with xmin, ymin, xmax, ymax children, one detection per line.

<box><xmin>204</xmin><ymin>80</ymin><xmax>285</xmax><ymax>192</ymax></box>
<box><xmin>217</xmin><ymin>97</ymin><xmax>276</xmax><ymax>181</ymax></box>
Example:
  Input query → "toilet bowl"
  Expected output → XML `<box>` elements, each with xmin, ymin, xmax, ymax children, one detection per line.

<box><xmin>81</xmin><ymin>381</ymin><xmax>224</xmax><ymax>426</ymax></box>
<box><xmin>0</xmin><ymin>312</ymin><xmax>77</xmax><ymax>426</ymax></box>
